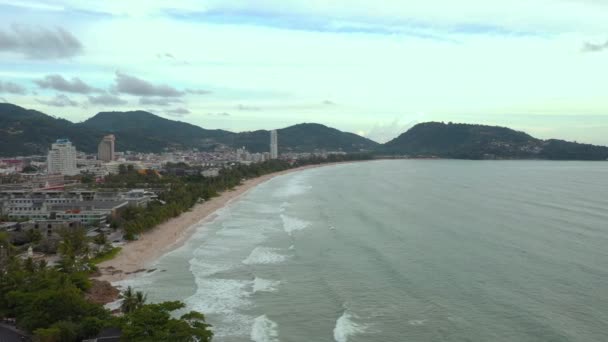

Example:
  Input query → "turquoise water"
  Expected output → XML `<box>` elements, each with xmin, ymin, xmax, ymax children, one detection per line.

<box><xmin>119</xmin><ymin>160</ymin><xmax>608</xmax><ymax>342</ymax></box>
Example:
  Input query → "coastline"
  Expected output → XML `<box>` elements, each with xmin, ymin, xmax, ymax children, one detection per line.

<box><xmin>94</xmin><ymin>162</ymin><xmax>352</xmax><ymax>283</ymax></box>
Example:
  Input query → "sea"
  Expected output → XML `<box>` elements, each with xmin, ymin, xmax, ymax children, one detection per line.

<box><xmin>116</xmin><ymin>160</ymin><xmax>608</xmax><ymax>342</ymax></box>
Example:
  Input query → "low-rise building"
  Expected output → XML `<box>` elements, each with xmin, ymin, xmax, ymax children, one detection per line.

<box><xmin>51</xmin><ymin>201</ymin><xmax>128</xmax><ymax>226</ymax></box>
<box><xmin>201</xmin><ymin>168</ymin><xmax>220</xmax><ymax>178</ymax></box>
<box><xmin>25</xmin><ymin>219</ymin><xmax>82</xmax><ymax>238</ymax></box>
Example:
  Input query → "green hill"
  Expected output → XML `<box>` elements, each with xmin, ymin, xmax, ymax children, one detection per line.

<box><xmin>77</xmin><ymin>111</ymin><xmax>232</xmax><ymax>152</ymax></box>
<box><xmin>225</xmin><ymin>123</ymin><xmax>379</xmax><ymax>153</ymax></box>
<box><xmin>0</xmin><ymin>103</ymin><xmax>101</xmax><ymax>156</ymax></box>
<box><xmin>382</xmin><ymin>122</ymin><xmax>608</xmax><ymax>160</ymax></box>
<box><xmin>2</xmin><ymin>103</ymin><xmax>606</xmax><ymax>160</ymax></box>
<box><xmin>0</xmin><ymin>104</ymin><xmax>377</xmax><ymax>156</ymax></box>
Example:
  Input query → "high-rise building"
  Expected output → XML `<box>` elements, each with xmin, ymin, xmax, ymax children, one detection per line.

<box><xmin>47</xmin><ymin>139</ymin><xmax>78</xmax><ymax>176</ymax></box>
<box><xmin>270</xmin><ymin>130</ymin><xmax>278</xmax><ymax>159</ymax></box>
<box><xmin>98</xmin><ymin>134</ymin><xmax>116</xmax><ymax>162</ymax></box>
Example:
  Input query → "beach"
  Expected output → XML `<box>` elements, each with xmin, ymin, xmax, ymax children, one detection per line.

<box><xmin>94</xmin><ymin>163</ymin><xmax>339</xmax><ymax>283</ymax></box>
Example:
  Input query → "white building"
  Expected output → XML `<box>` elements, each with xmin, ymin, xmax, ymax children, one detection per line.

<box><xmin>97</xmin><ymin>134</ymin><xmax>116</xmax><ymax>162</ymax></box>
<box><xmin>270</xmin><ymin>130</ymin><xmax>278</xmax><ymax>159</ymax></box>
<box><xmin>47</xmin><ymin>139</ymin><xmax>78</xmax><ymax>176</ymax></box>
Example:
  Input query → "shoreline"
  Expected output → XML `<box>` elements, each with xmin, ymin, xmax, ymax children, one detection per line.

<box><xmin>94</xmin><ymin>162</ymin><xmax>355</xmax><ymax>283</ymax></box>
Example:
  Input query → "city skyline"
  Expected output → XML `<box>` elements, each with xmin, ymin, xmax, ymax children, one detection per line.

<box><xmin>1</xmin><ymin>1</ymin><xmax>608</xmax><ymax>145</ymax></box>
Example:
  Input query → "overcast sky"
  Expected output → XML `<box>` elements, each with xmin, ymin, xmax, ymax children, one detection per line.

<box><xmin>0</xmin><ymin>0</ymin><xmax>607</xmax><ymax>144</ymax></box>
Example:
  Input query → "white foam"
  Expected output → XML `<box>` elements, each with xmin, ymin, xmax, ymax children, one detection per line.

<box><xmin>189</xmin><ymin>258</ymin><xmax>233</xmax><ymax>277</ymax></box>
<box><xmin>281</xmin><ymin>214</ymin><xmax>310</xmax><ymax>235</ymax></box>
<box><xmin>273</xmin><ymin>176</ymin><xmax>311</xmax><ymax>198</ymax></box>
<box><xmin>104</xmin><ymin>298</ymin><xmax>122</xmax><ymax>311</ymax></box>
<box><xmin>251</xmin><ymin>315</ymin><xmax>280</xmax><ymax>342</ymax></box>
<box><xmin>243</xmin><ymin>247</ymin><xmax>287</xmax><ymax>265</ymax></box>
<box><xmin>334</xmin><ymin>311</ymin><xmax>366</xmax><ymax>342</ymax></box>
<box><xmin>408</xmin><ymin>319</ymin><xmax>427</xmax><ymax>326</ymax></box>
<box><xmin>253</xmin><ymin>277</ymin><xmax>281</xmax><ymax>293</ymax></box>
<box><xmin>185</xmin><ymin>278</ymin><xmax>253</xmax><ymax>337</ymax></box>
<box><xmin>254</xmin><ymin>203</ymin><xmax>285</xmax><ymax>214</ymax></box>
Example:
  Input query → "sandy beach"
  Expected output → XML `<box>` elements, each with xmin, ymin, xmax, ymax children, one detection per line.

<box><xmin>94</xmin><ymin>163</ymin><xmax>343</xmax><ymax>283</ymax></box>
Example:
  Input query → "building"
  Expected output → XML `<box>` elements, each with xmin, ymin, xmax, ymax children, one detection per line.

<box><xmin>201</xmin><ymin>168</ymin><xmax>220</xmax><ymax>178</ymax></box>
<box><xmin>51</xmin><ymin>200</ymin><xmax>128</xmax><ymax>226</ymax></box>
<box><xmin>270</xmin><ymin>130</ymin><xmax>278</xmax><ymax>159</ymax></box>
<box><xmin>0</xmin><ymin>189</ymin><xmax>130</xmax><ymax>225</ymax></box>
<box><xmin>236</xmin><ymin>147</ymin><xmax>250</xmax><ymax>162</ymax></box>
<box><xmin>47</xmin><ymin>139</ymin><xmax>78</xmax><ymax>176</ymax></box>
<box><xmin>94</xmin><ymin>189</ymin><xmax>154</xmax><ymax>207</ymax></box>
<box><xmin>98</xmin><ymin>134</ymin><xmax>116</xmax><ymax>162</ymax></box>
<box><xmin>24</xmin><ymin>219</ymin><xmax>81</xmax><ymax>238</ymax></box>
<box><xmin>31</xmin><ymin>173</ymin><xmax>65</xmax><ymax>189</ymax></box>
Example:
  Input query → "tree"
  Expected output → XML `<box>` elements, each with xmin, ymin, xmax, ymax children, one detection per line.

<box><xmin>120</xmin><ymin>286</ymin><xmax>147</xmax><ymax>314</ymax></box>
<box><xmin>0</xmin><ymin>232</ymin><xmax>15</xmax><ymax>272</ymax></box>
<box><xmin>34</xmin><ymin>326</ymin><xmax>61</xmax><ymax>342</ymax></box>
<box><xmin>93</xmin><ymin>233</ymin><xmax>107</xmax><ymax>246</ymax></box>
<box><xmin>25</xmin><ymin>228</ymin><xmax>42</xmax><ymax>244</ymax></box>
<box><xmin>58</xmin><ymin>228</ymin><xmax>89</xmax><ymax>259</ymax></box>
<box><xmin>80</xmin><ymin>173</ymin><xmax>95</xmax><ymax>184</ymax></box>
<box><xmin>118</xmin><ymin>164</ymin><xmax>127</xmax><ymax>175</ymax></box>
<box><xmin>120</xmin><ymin>301</ymin><xmax>213</xmax><ymax>342</ymax></box>
<box><xmin>22</xmin><ymin>165</ymin><xmax>39</xmax><ymax>173</ymax></box>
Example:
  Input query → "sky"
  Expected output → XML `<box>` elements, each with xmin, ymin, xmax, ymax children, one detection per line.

<box><xmin>0</xmin><ymin>1</ymin><xmax>607</xmax><ymax>144</ymax></box>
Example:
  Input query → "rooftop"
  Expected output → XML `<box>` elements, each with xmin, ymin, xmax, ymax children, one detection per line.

<box><xmin>51</xmin><ymin>200</ymin><xmax>128</xmax><ymax>211</ymax></box>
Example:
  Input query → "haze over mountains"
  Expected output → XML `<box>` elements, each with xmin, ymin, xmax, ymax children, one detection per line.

<box><xmin>1</xmin><ymin>103</ymin><xmax>607</xmax><ymax>160</ymax></box>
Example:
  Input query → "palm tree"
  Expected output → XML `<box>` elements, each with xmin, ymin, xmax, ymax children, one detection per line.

<box><xmin>135</xmin><ymin>290</ymin><xmax>147</xmax><ymax>310</ymax></box>
<box><xmin>121</xmin><ymin>286</ymin><xmax>135</xmax><ymax>313</ymax></box>
<box><xmin>121</xmin><ymin>286</ymin><xmax>147</xmax><ymax>313</ymax></box>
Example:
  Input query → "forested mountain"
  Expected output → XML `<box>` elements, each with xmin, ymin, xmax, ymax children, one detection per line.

<box><xmin>0</xmin><ymin>103</ymin><xmax>101</xmax><ymax>156</ymax></box>
<box><xmin>382</xmin><ymin>122</ymin><xmax>608</xmax><ymax>160</ymax></box>
<box><xmin>2</xmin><ymin>104</ymin><xmax>607</xmax><ymax>160</ymax></box>
<box><xmin>224</xmin><ymin>123</ymin><xmax>379</xmax><ymax>153</ymax></box>
<box><xmin>0</xmin><ymin>104</ymin><xmax>377</xmax><ymax>156</ymax></box>
<box><xmin>77</xmin><ymin>111</ymin><xmax>231</xmax><ymax>152</ymax></box>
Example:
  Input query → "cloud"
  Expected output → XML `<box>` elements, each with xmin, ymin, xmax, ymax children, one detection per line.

<box><xmin>322</xmin><ymin>100</ymin><xmax>335</xmax><ymax>105</ymax></box>
<box><xmin>582</xmin><ymin>40</ymin><xmax>608</xmax><ymax>53</ymax></box>
<box><xmin>113</xmin><ymin>72</ymin><xmax>184</xmax><ymax>97</ymax></box>
<box><xmin>165</xmin><ymin>107</ymin><xmax>190</xmax><ymax>117</ymax></box>
<box><xmin>36</xmin><ymin>94</ymin><xmax>78</xmax><ymax>107</ymax></box>
<box><xmin>0</xmin><ymin>24</ymin><xmax>82</xmax><ymax>59</ymax></box>
<box><xmin>0</xmin><ymin>81</ymin><xmax>26</xmax><ymax>94</ymax></box>
<box><xmin>237</xmin><ymin>104</ymin><xmax>262</xmax><ymax>111</ymax></box>
<box><xmin>186</xmin><ymin>89</ymin><xmax>211</xmax><ymax>95</ymax></box>
<box><xmin>0</xmin><ymin>97</ymin><xmax>7</xmax><ymax>102</ymax></box>
<box><xmin>88</xmin><ymin>94</ymin><xmax>128</xmax><ymax>106</ymax></box>
<box><xmin>207</xmin><ymin>112</ymin><xmax>231</xmax><ymax>117</ymax></box>
<box><xmin>156</xmin><ymin>52</ymin><xmax>175</xmax><ymax>59</ymax></box>
<box><xmin>35</xmin><ymin>74</ymin><xmax>101</xmax><ymax>94</ymax></box>
<box><xmin>139</xmin><ymin>97</ymin><xmax>182</xmax><ymax>106</ymax></box>
<box><xmin>156</xmin><ymin>52</ymin><xmax>191</xmax><ymax>66</ymax></box>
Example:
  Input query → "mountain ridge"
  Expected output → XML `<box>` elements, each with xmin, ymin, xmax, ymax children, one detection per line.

<box><xmin>382</xmin><ymin>121</ymin><xmax>608</xmax><ymax>160</ymax></box>
<box><xmin>0</xmin><ymin>103</ymin><xmax>378</xmax><ymax>156</ymax></box>
<box><xmin>1</xmin><ymin>103</ymin><xmax>607</xmax><ymax>160</ymax></box>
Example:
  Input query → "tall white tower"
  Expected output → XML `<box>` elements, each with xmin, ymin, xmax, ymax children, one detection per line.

<box><xmin>270</xmin><ymin>130</ymin><xmax>278</xmax><ymax>159</ymax></box>
<box><xmin>47</xmin><ymin>139</ymin><xmax>78</xmax><ymax>176</ymax></box>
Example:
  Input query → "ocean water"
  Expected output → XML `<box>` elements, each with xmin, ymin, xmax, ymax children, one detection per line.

<box><xmin>117</xmin><ymin>160</ymin><xmax>608</xmax><ymax>342</ymax></box>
